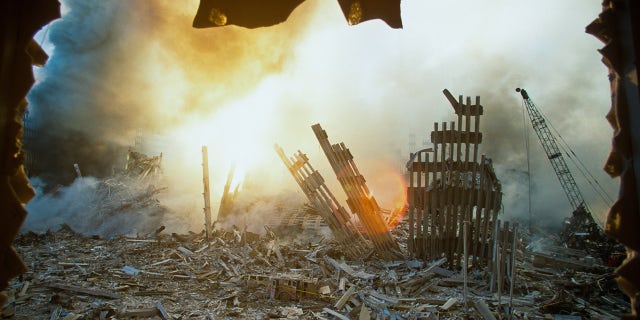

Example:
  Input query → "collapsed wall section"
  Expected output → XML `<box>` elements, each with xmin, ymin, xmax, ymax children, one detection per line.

<box><xmin>275</xmin><ymin>124</ymin><xmax>402</xmax><ymax>260</ymax></box>
<box><xmin>275</xmin><ymin>145</ymin><xmax>371</xmax><ymax>258</ymax></box>
<box><xmin>311</xmin><ymin>124</ymin><xmax>401</xmax><ymax>259</ymax></box>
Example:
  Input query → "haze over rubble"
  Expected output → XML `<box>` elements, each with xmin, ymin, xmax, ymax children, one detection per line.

<box><xmin>24</xmin><ymin>0</ymin><xmax>615</xmax><ymax>235</ymax></box>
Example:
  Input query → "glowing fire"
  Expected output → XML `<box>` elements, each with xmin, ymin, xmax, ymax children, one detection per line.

<box><xmin>157</xmin><ymin>78</ymin><xmax>288</xmax><ymax>196</ymax></box>
<box><xmin>361</xmin><ymin>160</ymin><xmax>408</xmax><ymax>231</ymax></box>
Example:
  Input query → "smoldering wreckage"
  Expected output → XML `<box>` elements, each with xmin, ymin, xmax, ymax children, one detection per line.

<box><xmin>2</xmin><ymin>91</ymin><xmax>631</xmax><ymax>320</ymax></box>
<box><xmin>3</xmin><ymin>1</ymin><xmax>640</xmax><ymax>319</ymax></box>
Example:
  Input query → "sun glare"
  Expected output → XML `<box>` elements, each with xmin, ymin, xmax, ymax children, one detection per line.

<box><xmin>155</xmin><ymin>76</ymin><xmax>289</xmax><ymax>198</ymax></box>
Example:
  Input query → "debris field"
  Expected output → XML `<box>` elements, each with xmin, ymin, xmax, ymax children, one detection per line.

<box><xmin>4</xmin><ymin>90</ymin><xmax>630</xmax><ymax>319</ymax></box>
<box><xmin>2</xmin><ymin>219</ymin><xmax>629</xmax><ymax>320</ymax></box>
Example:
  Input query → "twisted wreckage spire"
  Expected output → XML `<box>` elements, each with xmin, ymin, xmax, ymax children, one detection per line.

<box><xmin>276</xmin><ymin>124</ymin><xmax>402</xmax><ymax>260</ymax></box>
<box><xmin>406</xmin><ymin>90</ymin><xmax>502</xmax><ymax>269</ymax></box>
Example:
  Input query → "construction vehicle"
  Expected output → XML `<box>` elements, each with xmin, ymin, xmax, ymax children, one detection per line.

<box><xmin>515</xmin><ymin>88</ymin><xmax>603</xmax><ymax>245</ymax></box>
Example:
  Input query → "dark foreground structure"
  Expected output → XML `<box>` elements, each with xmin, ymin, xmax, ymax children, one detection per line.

<box><xmin>1</xmin><ymin>0</ymin><xmax>639</xmax><ymax>317</ymax></box>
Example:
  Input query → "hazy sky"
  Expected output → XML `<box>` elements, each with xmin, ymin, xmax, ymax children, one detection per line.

<box><xmin>25</xmin><ymin>0</ymin><xmax>616</xmax><ymax>233</ymax></box>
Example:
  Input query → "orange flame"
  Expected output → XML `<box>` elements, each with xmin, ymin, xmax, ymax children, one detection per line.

<box><xmin>361</xmin><ymin>160</ymin><xmax>407</xmax><ymax>232</ymax></box>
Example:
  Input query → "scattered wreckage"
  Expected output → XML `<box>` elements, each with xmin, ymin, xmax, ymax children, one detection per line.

<box><xmin>2</xmin><ymin>91</ymin><xmax>630</xmax><ymax>319</ymax></box>
<box><xmin>3</xmin><ymin>220</ymin><xmax>629</xmax><ymax>319</ymax></box>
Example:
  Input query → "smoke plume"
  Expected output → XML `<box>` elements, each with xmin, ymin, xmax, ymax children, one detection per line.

<box><xmin>24</xmin><ymin>0</ymin><xmax>616</xmax><ymax>235</ymax></box>
<box><xmin>26</xmin><ymin>0</ymin><xmax>317</xmax><ymax>186</ymax></box>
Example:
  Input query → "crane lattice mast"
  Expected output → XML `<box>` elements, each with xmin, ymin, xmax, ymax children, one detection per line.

<box><xmin>516</xmin><ymin>88</ymin><xmax>592</xmax><ymax>217</ymax></box>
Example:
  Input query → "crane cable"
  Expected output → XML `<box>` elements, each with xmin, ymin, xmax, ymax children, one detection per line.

<box><xmin>520</xmin><ymin>94</ymin><xmax>612</xmax><ymax>227</ymax></box>
<box><xmin>533</xmin><ymin>104</ymin><xmax>615</xmax><ymax>207</ymax></box>
<box><xmin>547</xmin><ymin>118</ymin><xmax>615</xmax><ymax>205</ymax></box>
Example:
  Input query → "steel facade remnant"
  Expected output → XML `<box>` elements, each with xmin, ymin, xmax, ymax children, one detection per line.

<box><xmin>311</xmin><ymin>124</ymin><xmax>402</xmax><ymax>259</ymax></box>
<box><xmin>216</xmin><ymin>165</ymin><xmax>239</xmax><ymax>223</ymax></box>
<box><xmin>275</xmin><ymin>145</ymin><xmax>371</xmax><ymax>258</ymax></box>
<box><xmin>202</xmin><ymin>146</ymin><xmax>212</xmax><ymax>239</ymax></box>
<box><xmin>276</xmin><ymin>125</ymin><xmax>402</xmax><ymax>260</ymax></box>
<box><xmin>407</xmin><ymin>89</ymin><xmax>502</xmax><ymax>269</ymax></box>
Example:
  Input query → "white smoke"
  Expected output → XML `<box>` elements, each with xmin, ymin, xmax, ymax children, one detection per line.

<box><xmin>24</xmin><ymin>0</ymin><xmax>616</xmax><ymax>236</ymax></box>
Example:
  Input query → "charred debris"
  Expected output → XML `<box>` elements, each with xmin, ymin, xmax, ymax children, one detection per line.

<box><xmin>4</xmin><ymin>90</ymin><xmax>628</xmax><ymax>319</ymax></box>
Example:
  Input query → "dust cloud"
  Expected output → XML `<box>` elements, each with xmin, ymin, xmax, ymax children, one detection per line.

<box><xmin>23</xmin><ymin>0</ymin><xmax>615</xmax><ymax>235</ymax></box>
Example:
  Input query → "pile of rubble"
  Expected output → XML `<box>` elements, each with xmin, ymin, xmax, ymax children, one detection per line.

<box><xmin>25</xmin><ymin>149</ymin><xmax>170</xmax><ymax>238</ymax></box>
<box><xmin>6</xmin><ymin>110</ymin><xmax>629</xmax><ymax>318</ymax></box>
<box><xmin>2</xmin><ymin>219</ymin><xmax>629</xmax><ymax>319</ymax></box>
<box><xmin>5</xmin><ymin>114</ymin><xmax>629</xmax><ymax>318</ymax></box>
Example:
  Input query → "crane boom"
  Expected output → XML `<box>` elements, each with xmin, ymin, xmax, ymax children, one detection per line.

<box><xmin>516</xmin><ymin>88</ymin><xmax>625</xmax><ymax>259</ymax></box>
<box><xmin>516</xmin><ymin>88</ymin><xmax>588</xmax><ymax>212</ymax></box>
